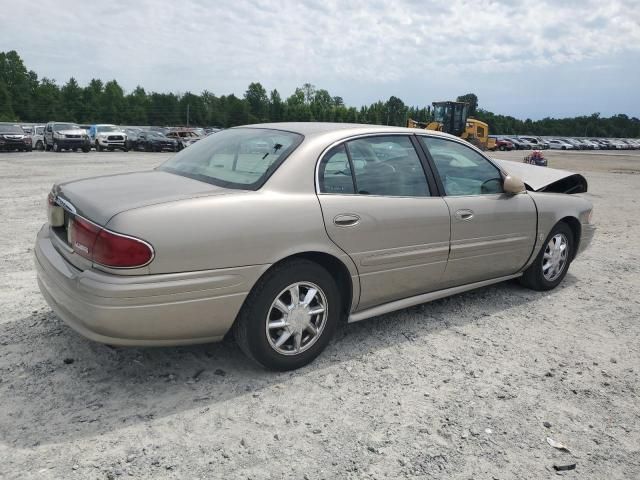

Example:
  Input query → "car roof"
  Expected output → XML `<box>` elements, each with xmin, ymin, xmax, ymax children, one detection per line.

<box><xmin>237</xmin><ymin>122</ymin><xmax>461</xmax><ymax>142</ymax></box>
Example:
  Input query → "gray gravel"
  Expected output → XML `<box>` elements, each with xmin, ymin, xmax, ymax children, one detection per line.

<box><xmin>1</xmin><ymin>149</ymin><xmax>639</xmax><ymax>479</ymax></box>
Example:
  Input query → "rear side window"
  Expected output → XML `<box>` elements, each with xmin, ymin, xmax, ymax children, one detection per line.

<box><xmin>318</xmin><ymin>145</ymin><xmax>355</xmax><ymax>194</ymax></box>
<box><xmin>348</xmin><ymin>136</ymin><xmax>430</xmax><ymax>196</ymax></box>
<box><xmin>318</xmin><ymin>135</ymin><xmax>431</xmax><ymax>197</ymax></box>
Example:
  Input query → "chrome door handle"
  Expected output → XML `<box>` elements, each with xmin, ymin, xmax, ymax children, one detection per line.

<box><xmin>455</xmin><ymin>209</ymin><xmax>474</xmax><ymax>221</ymax></box>
<box><xmin>334</xmin><ymin>214</ymin><xmax>360</xmax><ymax>227</ymax></box>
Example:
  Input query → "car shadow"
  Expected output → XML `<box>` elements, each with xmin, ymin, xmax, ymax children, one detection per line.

<box><xmin>0</xmin><ymin>279</ymin><xmax>560</xmax><ymax>448</ymax></box>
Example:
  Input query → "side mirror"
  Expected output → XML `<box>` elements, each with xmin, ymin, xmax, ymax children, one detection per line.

<box><xmin>503</xmin><ymin>174</ymin><xmax>526</xmax><ymax>194</ymax></box>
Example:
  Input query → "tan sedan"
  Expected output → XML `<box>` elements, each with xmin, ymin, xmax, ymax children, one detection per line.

<box><xmin>35</xmin><ymin>123</ymin><xmax>595</xmax><ymax>370</ymax></box>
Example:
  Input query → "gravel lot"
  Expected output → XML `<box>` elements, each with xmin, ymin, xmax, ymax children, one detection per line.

<box><xmin>1</xmin><ymin>149</ymin><xmax>639</xmax><ymax>479</ymax></box>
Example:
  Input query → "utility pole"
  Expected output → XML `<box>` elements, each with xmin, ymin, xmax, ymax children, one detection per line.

<box><xmin>186</xmin><ymin>104</ymin><xmax>190</xmax><ymax>127</ymax></box>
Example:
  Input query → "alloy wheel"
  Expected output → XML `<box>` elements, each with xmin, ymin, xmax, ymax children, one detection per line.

<box><xmin>542</xmin><ymin>233</ymin><xmax>568</xmax><ymax>282</ymax></box>
<box><xmin>265</xmin><ymin>282</ymin><xmax>328</xmax><ymax>356</ymax></box>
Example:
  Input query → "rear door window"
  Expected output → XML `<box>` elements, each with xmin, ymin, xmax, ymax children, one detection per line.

<box><xmin>347</xmin><ymin>136</ymin><xmax>431</xmax><ymax>196</ymax></box>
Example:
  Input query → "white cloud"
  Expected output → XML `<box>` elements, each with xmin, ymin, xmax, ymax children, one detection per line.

<box><xmin>2</xmin><ymin>0</ymin><xmax>639</xmax><ymax>116</ymax></box>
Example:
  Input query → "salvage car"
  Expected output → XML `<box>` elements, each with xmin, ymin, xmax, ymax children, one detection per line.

<box><xmin>135</xmin><ymin>131</ymin><xmax>179</xmax><ymax>152</ymax></box>
<box><xmin>43</xmin><ymin>122</ymin><xmax>91</xmax><ymax>152</ymax></box>
<box><xmin>35</xmin><ymin>123</ymin><xmax>595</xmax><ymax>370</ymax></box>
<box><xmin>166</xmin><ymin>129</ymin><xmax>201</xmax><ymax>150</ymax></box>
<box><xmin>0</xmin><ymin>124</ymin><xmax>32</xmax><ymax>151</ymax></box>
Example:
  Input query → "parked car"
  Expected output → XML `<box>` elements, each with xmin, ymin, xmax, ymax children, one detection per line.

<box><xmin>578</xmin><ymin>139</ymin><xmax>599</xmax><ymax>149</ymax></box>
<box><xmin>166</xmin><ymin>129</ymin><xmax>201</xmax><ymax>150</ymax></box>
<box><xmin>547</xmin><ymin>139</ymin><xmax>575</xmax><ymax>150</ymax></box>
<box><xmin>123</xmin><ymin>128</ymin><xmax>142</xmax><ymax>150</ymax></box>
<box><xmin>504</xmin><ymin>137</ymin><xmax>532</xmax><ymax>150</ymax></box>
<box><xmin>89</xmin><ymin>124</ymin><xmax>128</xmax><ymax>151</ymax></box>
<box><xmin>624</xmin><ymin>139</ymin><xmax>640</xmax><ymax>149</ymax></box>
<box><xmin>36</xmin><ymin>123</ymin><xmax>595</xmax><ymax>370</ymax></box>
<box><xmin>0</xmin><ymin>124</ymin><xmax>32</xmax><ymax>151</ymax></box>
<box><xmin>518</xmin><ymin>136</ymin><xmax>550</xmax><ymax>149</ymax></box>
<box><xmin>135</xmin><ymin>131</ymin><xmax>179</xmax><ymax>152</ymax></box>
<box><xmin>488</xmin><ymin>136</ymin><xmax>514</xmax><ymax>151</ymax></box>
<box><xmin>30</xmin><ymin>125</ymin><xmax>45</xmax><ymax>150</ymax></box>
<box><xmin>43</xmin><ymin>122</ymin><xmax>91</xmax><ymax>152</ymax></box>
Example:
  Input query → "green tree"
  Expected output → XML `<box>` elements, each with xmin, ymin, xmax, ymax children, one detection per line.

<box><xmin>244</xmin><ymin>82</ymin><xmax>269</xmax><ymax>123</ymax></box>
<box><xmin>456</xmin><ymin>93</ymin><xmax>479</xmax><ymax>116</ymax></box>
<box><xmin>82</xmin><ymin>79</ymin><xmax>104</xmax><ymax>123</ymax></box>
<box><xmin>0</xmin><ymin>80</ymin><xmax>14</xmax><ymax>121</ymax></box>
<box><xmin>0</xmin><ymin>50</ymin><xmax>32</xmax><ymax>120</ymax></box>
<box><xmin>125</xmin><ymin>86</ymin><xmax>149</xmax><ymax>125</ymax></box>
<box><xmin>61</xmin><ymin>77</ymin><xmax>83</xmax><ymax>121</ymax></box>
<box><xmin>100</xmin><ymin>80</ymin><xmax>125</xmax><ymax>123</ymax></box>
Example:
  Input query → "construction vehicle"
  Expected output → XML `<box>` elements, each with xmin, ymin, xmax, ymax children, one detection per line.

<box><xmin>407</xmin><ymin>101</ymin><xmax>496</xmax><ymax>151</ymax></box>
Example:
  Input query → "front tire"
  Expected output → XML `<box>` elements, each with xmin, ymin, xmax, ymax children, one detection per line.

<box><xmin>520</xmin><ymin>222</ymin><xmax>574</xmax><ymax>291</ymax></box>
<box><xmin>233</xmin><ymin>259</ymin><xmax>341</xmax><ymax>371</ymax></box>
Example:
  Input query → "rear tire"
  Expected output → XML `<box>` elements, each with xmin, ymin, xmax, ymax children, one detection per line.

<box><xmin>36</xmin><ymin>140</ymin><xmax>44</xmax><ymax>151</ymax></box>
<box><xmin>233</xmin><ymin>259</ymin><xmax>341</xmax><ymax>371</ymax></box>
<box><xmin>520</xmin><ymin>222</ymin><xmax>574</xmax><ymax>291</ymax></box>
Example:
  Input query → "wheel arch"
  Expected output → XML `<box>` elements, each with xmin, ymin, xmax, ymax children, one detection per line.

<box><xmin>558</xmin><ymin>215</ymin><xmax>581</xmax><ymax>260</ymax></box>
<box><xmin>247</xmin><ymin>250</ymin><xmax>358</xmax><ymax>322</ymax></box>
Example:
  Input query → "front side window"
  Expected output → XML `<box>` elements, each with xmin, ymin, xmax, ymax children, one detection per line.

<box><xmin>347</xmin><ymin>136</ymin><xmax>430</xmax><ymax>196</ymax></box>
<box><xmin>159</xmin><ymin>128</ymin><xmax>303</xmax><ymax>190</ymax></box>
<box><xmin>419</xmin><ymin>136</ymin><xmax>503</xmax><ymax>196</ymax></box>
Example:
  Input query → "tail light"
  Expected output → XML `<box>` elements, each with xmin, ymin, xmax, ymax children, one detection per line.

<box><xmin>69</xmin><ymin>216</ymin><xmax>153</xmax><ymax>268</ymax></box>
<box><xmin>24</xmin><ymin>136</ymin><xmax>32</xmax><ymax>144</ymax></box>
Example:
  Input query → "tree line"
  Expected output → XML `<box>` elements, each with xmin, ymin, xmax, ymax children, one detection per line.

<box><xmin>1</xmin><ymin>50</ymin><xmax>638</xmax><ymax>138</ymax></box>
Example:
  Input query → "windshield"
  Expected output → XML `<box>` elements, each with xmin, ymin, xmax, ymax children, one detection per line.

<box><xmin>54</xmin><ymin>123</ymin><xmax>79</xmax><ymax>131</ymax></box>
<box><xmin>97</xmin><ymin>125</ymin><xmax>118</xmax><ymax>132</ymax></box>
<box><xmin>159</xmin><ymin>128</ymin><xmax>303</xmax><ymax>190</ymax></box>
<box><xmin>149</xmin><ymin>132</ymin><xmax>166</xmax><ymax>138</ymax></box>
<box><xmin>0</xmin><ymin>125</ymin><xmax>23</xmax><ymax>134</ymax></box>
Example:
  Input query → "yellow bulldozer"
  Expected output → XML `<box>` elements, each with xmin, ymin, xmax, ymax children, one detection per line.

<box><xmin>407</xmin><ymin>101</ymin><xmax>496</xmax><ymax>151</ymax></box>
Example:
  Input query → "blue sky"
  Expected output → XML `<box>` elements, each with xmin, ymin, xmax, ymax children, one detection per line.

<box><xmin>2</xmin><ymin>0</ymin><xmax>639</xmax><ymax>119</ymax></box>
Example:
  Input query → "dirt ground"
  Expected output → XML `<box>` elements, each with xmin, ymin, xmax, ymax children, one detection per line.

<box><xmin>1</xmin><ymin>148</ymin><xmax>639</xmax><ymax>479</ymax></box>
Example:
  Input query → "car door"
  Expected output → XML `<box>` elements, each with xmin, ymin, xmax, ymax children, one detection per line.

<box><xmin>316</xmin><ymin>135</ymin><xmax>451</xmax><ymax>310</ymax></box>
<box><xmin>418</xmin><ymin>136</ymin><xmax>537</xmax><ymax>288</ymax></box>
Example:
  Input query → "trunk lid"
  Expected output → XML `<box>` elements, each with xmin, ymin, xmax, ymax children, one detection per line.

<box><xmin>54</xmin><ymin>170</ymin><xmax>239</xmax><ymax>226</ymax></box>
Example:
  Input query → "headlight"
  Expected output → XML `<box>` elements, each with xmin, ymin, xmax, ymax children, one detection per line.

<box><xmin>587</xmin><ymin>209</ymin><xmax>594</xmax><ymax>224</ymax></box>
<box><xmin>54</xmin><ymin>132</ymin><xmax>64</xmax><ymax>138</ymax></box>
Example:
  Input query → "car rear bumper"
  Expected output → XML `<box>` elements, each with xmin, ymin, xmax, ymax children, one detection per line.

<box><xmin>35</xmin><ymin>225</ymin><xmax>266</xmax><ymax>346</ymax></box>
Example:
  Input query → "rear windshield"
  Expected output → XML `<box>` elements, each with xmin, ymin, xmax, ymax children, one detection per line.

<box><xmin>159</xmin><ymin>128</ymin><xmax>303</xmax><ymax>190</ymax></box>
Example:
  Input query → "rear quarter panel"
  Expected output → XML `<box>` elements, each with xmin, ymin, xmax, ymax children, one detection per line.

<box><xmin>104</xmin><ymin>191</ymin><xmax>360</xmax><ymax>305</ymax></box>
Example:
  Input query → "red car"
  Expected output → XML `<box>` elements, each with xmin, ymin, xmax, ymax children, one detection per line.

<box><xmin>491</xmin><ymin>138</ymin><xmax>514</xmax><ymax>151</ymax></box>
